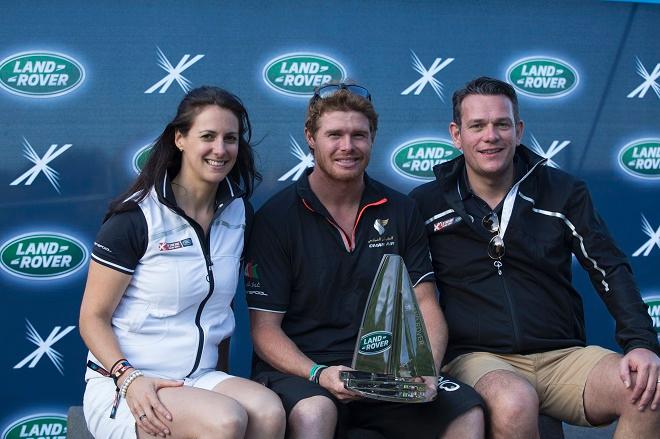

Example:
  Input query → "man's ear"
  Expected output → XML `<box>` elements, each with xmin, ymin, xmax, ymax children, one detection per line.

<box><xmin>304</xmin><ymin>127</ymin><xmax>315</xmax><ymax>152</ymax></box>
<box><xmin>449</xmin><ymin>122</ymin><xmax>462</xmax><ymax>151</ymax></box>
<box><xmin>515</xmin><ymin>119</ymin><xmax>525</xmax><ymax>145</ymax></box>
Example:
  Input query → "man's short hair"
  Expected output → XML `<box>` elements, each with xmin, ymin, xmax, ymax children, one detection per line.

<box><xmin>452</xmin><ymin>77</ymin><xmax>520</xmax><ymax>126</ymax></box>
<box><xmin>304</xmin><ymin>83</ymin><xmax>378</xmax><ymax>141</ymax></box>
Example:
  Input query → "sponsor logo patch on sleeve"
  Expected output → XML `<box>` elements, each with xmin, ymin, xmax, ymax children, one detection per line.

<box><xmin>432</xmin><ymin>215</ymin><xmax>462</xmax><ymax>233</ymax></box>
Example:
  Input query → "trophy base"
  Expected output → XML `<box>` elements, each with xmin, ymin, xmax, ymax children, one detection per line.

<box><xmin>339</xmin><ymin>371</ymin><xmax>431</xmax><ymax>403</ymax></box>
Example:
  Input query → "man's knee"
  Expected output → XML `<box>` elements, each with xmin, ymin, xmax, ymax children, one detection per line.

<box><xmin>476</xmin><ymin>370</ymin><xmax>539</xmax><ymax>424</ymax></box>
<box><xmin>585</xmin><ymin>353</ymin><xmax>658</xmax><ymax>424</ymax></box>
<box><xmin>289</xmin><ymin>395</ymin><xmax>337</xmax><ymax>428</ymax></box>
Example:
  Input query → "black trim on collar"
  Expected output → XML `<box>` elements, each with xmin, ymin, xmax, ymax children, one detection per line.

<box><xmin>156</xmin><ymin>171</ymin><xmax>245</xmax><ymax>211</ymax></box>
<box><xmin>296</xmin><ymin>168</ymin><xmax>389</xmax><ymax>215</ymax></box>
<box><xmin>458</xmin><ymin>154</ymin><xmax>529</xmax><ymax>201</ymax></box>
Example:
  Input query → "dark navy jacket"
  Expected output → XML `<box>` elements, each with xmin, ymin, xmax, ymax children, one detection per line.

<box><xmin>410</xmin><ymin>145</ymin><xmax>658</xmax><ymax>363</ymax></box>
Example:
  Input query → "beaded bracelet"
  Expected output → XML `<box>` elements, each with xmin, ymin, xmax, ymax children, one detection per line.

<box><xmin>119</xmin><ymin>369</ymin><xmax>144</xmax><ymax>398</ymax></box>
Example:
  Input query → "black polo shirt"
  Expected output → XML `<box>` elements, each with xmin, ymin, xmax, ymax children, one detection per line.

<box><xmin>245</xmin><ymin>170</ymin><xmax>434</xmax><ymax>365</ymax></box>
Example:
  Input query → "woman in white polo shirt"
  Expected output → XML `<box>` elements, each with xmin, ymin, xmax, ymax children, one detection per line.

<box><xmin>80</xmin><ymin>86</ymin><xmax>285</xmax><ymax>439</ymax></box>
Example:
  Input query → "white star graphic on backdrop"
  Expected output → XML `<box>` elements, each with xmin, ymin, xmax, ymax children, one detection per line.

<box><xmin>528</xmin><ymin>135</ymin><xmax>570</xmax><ymax>168</ymax></box>
<box><xmin>627</xmin><ymin>57</ymin><xmax>660</xmax><ymax>99</ymax></box>
<box><xmin>278</xmin><ymin>135</ymin><xmax>314</xmax><ymax>181</ymax></box>
<box><xmin>10</xmin><ymin>138</ymin><xmax>72</xmax><ymax>193</ymax></box>
<box><xmin>13</xmin><ymin>320</ymin><xmax>76</xmax><ymax>375</ymax></box>
<box><xmin>633</xmin><ymin>214</ymin><xmax>660</xmax><ymax>257</ymax></box>
<box><xmin>401</xmin><ymin>50</ymin><xmax>454</xmax><ymax>101</ymax></box>
<box><xmin>145</xmin><ymin>47</ymin><xmax>204</xmax><ymax>94</ymax></box>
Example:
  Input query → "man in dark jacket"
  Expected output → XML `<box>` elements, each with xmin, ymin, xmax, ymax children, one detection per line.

<box><xmin>410</xmin><ymin>76</ymin><xmax>660</xmax><ymax>438</ymax></box>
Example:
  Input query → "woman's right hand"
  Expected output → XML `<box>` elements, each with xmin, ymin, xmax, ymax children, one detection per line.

<box><xmin>122</xmin><ymin>373</ymin><xmax>183</xmax><ymax>437</ymax></box>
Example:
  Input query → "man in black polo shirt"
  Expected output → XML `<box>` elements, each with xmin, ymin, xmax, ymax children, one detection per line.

<box><xmin>244</xmin><ymin>83</ymin><xmax>484</xmax><ymax>439</ymax></box>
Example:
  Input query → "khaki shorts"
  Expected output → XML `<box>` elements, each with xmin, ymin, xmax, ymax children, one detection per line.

<box><xmin>442</xmin><ymin>346</ymin><xmax>616</xmax><ymax>426</ymax></box>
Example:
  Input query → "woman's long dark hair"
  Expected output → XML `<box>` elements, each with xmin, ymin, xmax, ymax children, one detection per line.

<box><xmin>107</xmin><ymin>86</ymin><xmax>260</xmax><ymax>218</ymax></box>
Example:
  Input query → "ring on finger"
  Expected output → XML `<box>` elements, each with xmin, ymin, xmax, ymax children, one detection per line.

<box><xmin>138</xmin><ymin>414</ymin><xmax>147</xmax><ymax>421</ymax></box>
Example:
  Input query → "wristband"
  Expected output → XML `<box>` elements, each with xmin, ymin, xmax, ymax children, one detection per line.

<box><xmin>308</xmin><ymin>364</ymin><xmax>323</xmax><ymax>381</ymax></box>
<box><xmin>311</xmin><ymin>365</ymin><xmax>328</xmax><ymax>384</ymax></box>
<box><xmin>108</xmin><ymin>370</ymin><xmax>142</xmax><ymax>419</ymax></box>
<box><xmin>112</xmin><ymin>362</ymin><xmax>133</xmax><ymax>384</ymax></box>
<box><xmin>110</xmin><ymin>358</ymin><xmax>128</xmax><ymax>374</ymax></box>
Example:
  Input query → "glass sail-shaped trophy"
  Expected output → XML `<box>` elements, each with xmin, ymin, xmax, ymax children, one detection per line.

<box><xmin>339</xmin><ymin>254</ymin><xmax>437</xmax><ymax>402</ymax></box>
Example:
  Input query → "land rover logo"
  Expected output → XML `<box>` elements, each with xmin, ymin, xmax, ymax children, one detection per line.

<box><xmin>618</xmin><ymin>139</ymin><xmax>660</xmax><ymax>179</ymax></box>
<box><xmin>0</xmin><ymin>232</ymin><xmax>88</xmax><ymax>279</ymax></box>
<box><xmin>132</xmin><ymin>144</ymin><xmax>153</xmax><ymax>174</ymax></box>
<box><xmin>1</xmin><ymin>414</ymin><xmax>67</xmax><ymax>439</ymax></box>
<box><xmin>358</xmin><ymin>331</ymin><xmax>392</xmax><ymax>355</ymax></box>
<box><xmin>0</xmin><ymin>51</ymin><xmax>85</xmax><ymax>98</ymax></box>
<box><xmin>643</xmin><ymin>296</ymin><xmax>660</xmax><ymax>340</ymax></box>
<box><xmin>263</xmin><ymin>53</ymin><xmax>345</xmax><ymax>97</ymax></box>
<box><xmin>507</xmin><ymin>56</ymin><xmax>578</xmax><ymax>98</ymax></box>
<box><xmin>391</xmin><ymin>139</ymin><xmax>461</xmax><ymax>180</ymax></box>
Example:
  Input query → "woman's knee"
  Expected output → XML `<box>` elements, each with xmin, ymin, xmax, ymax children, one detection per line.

<box><xmin>205</xmin><ymin>404</ymin><xmax>248</xmax><ymax>437</ymax></box>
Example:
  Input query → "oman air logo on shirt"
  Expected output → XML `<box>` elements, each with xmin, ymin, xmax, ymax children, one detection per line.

<box><xmin>0</xmin><ymin>51</ymin><xmax>85</xmax><ymax>98</ymax></box>
<box><xmin>643</xmin><ymin>295</ymin><xmax>660</xmax><ymax>341</ymax></box>
<box><xmin>618</xmin><ymin>139</ymin><xmax>660</xmax><ymax>179</ymax></box>
<box><xmin>374</xmin><ymin>219</ymin><xmax>389</xmax><ymax>236</ymax></box>
<box><xmin>1</xmin><ymin>414</ymin><xmax>66</xmax><ymax>439</ymax></box>
<box><xmin>391</xmin><ymin>139</ymin><xmax>461</xmax><ymax>180</ymax></box>
<box><xmin>0</xmin><ymin>232</ymin><xmax>88</xmax><ymax>280</ymax></box>
<box><xmin>358</xmin><ymin>331</ymin><xmax>392</xmax><ymax>355</ymax></box>
<box><xmin>132</xmin><ymin>143</ymin><xmax>153</xmax><ymax>173</ymax></box>
<box><xmin>506</xmin><ymin>56</ymin><xmax>578</xmax><ymax>99</ymax></box>
<box><xmin>263</xmin><ymin>52</ymin><xmax>346</xmax><ymax>97</ymax></box>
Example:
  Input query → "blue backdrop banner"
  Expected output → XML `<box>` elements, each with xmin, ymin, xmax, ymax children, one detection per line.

<box><xmin>1</xmin><ymin>1</ymin><xmax>658</xmax><ymax>434</ymax></box>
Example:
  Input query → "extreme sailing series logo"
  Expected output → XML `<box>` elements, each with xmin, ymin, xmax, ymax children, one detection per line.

<box><xmin>627</xmin><ymin>57</ymin><xmax>659</xmax><ymax>100</ymax></box>
<box><xmin>278</xmin><ymin>135</ymin><xmax>314</xmax><ymax>181</ymax></box>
